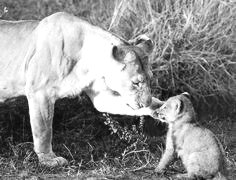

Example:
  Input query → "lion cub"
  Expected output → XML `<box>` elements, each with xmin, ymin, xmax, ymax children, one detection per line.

<box><xmin>154</xmin><ymin>92</ymin><xmax>228</xmax><ymax>180</ymax></box>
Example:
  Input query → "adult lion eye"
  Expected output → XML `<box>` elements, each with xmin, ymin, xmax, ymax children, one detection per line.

<box><xmin>132</xmin><ymin>81</ymin><xmax>140</xmax><ymax>87</ymax></box>
<box><xmin>132</xmin><ymin>78</ymin><xmax>142</xmax><ymax>88</ymax></box>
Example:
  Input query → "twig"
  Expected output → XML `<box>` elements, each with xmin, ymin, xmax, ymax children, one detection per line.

<box><xmin>123</xmin><ymin>149</ymin><xmax>149</xmax><ymax>158</ymax></box>
<box><xmin>63</xmin><ymin>144</ymin><xmax>74</xmax><ymax>161</ymax></box>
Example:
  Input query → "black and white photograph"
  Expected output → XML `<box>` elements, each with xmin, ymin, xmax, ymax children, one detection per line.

<box><xmin>0</xmin><ymin>0</ymin><xmax>235</xmax><ymax>179</ymax></box>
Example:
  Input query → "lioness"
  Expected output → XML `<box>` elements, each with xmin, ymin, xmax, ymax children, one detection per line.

<box><xmin>0</xmin><ymin>12</ymin><xmax>161</xmax><ymax>166</ymax></box>
<box><xmin>154</xmin><ymin>93</ymin><xmax>228</xmax><ymax>180</ymax></box>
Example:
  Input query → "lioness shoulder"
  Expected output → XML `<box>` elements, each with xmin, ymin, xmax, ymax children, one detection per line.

<box><xmin>154</xmin><ymin>92</ymin><xmax>228</xmax><ymax>180</ymax></box>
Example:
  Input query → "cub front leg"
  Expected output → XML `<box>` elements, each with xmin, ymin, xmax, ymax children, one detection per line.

<box><xmin>26</xmin><ymin>91</ymin><xmax>68</xmax><ymax>167</ymax></box>
<box><xmin>155</xmin><ymin>130</ymin><xmax>175</xmax><ymax>173</ymax></box>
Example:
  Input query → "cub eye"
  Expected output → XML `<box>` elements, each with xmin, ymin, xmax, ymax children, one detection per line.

<box><xmin>162</xmin><ymin>106</ymin><xmax>167</xmax><ymax>110</ymax></box>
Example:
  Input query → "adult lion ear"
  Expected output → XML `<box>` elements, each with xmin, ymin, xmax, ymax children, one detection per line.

<box><xmin>129</xmin><ymin>34</ymin><xmax>154</xmax><ymax>55</ymax></box>
<box><xmin>112</xmin><ymin>45</ymin><xmax>125</xmax><ymax>62</ymax></box>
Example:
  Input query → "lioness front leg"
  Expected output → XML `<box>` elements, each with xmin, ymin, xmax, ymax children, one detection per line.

<box><xmin>27</xmin><ymin>91</ymin><xmax>68</xmax><ymax>167</ymax></box>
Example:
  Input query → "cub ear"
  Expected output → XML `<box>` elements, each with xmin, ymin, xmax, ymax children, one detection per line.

<box><xmin>182</xmin><ymin>92</ymin><xmax>191</xmax><ymax>99</ymax></box>
<box><xmin>174</xmin><ymin>99</ymin><xmax>184</xmax><ymax>114</ymax></box>
<box><xmin>129</xmin><ymin>34</ymin><xmax>154</xmax><ymax>55</ymax></box>
<box><xmin>112</xmin><ymin>45</ymin><xmax>125</xmax><ymax>62</ymax></box>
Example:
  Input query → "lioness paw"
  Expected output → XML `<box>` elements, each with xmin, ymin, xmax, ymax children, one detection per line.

<box><xmin>38</xmin><ymin>152</ymin><xmax>68</xmax><ymax>167</ymax></box>
<box><xmin>39</xmin><ymin>156</ymin><xmax>68</xmax><ymax>167</ymax></box>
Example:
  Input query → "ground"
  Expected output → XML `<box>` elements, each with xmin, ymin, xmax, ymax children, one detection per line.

<box><xmin>0</xmin><ymin>96</ymin><xmax>235</xmax><ymax>180</ymax></box>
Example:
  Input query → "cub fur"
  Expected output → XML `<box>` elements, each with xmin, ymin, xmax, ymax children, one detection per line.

<box><xmin>154</xmin><ymin>92</ymin><xmax>228</xmax><ymax>180</ymax></box>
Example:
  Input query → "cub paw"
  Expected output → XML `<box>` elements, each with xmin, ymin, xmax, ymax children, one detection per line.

<box><xmin>37</xmin><ymin>152</ymin><xmax>68</xmax><ymax>167</ymax></box>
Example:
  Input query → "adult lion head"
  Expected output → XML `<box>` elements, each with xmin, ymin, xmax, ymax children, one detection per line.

<box><xmin>99</xmin><ymin>35</ymin><xmax>154</xmax><ymax>110</ymax></box>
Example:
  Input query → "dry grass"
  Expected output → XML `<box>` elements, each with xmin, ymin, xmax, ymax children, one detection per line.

<box><xmin>0</xmin><ymin>0</ymin><xmax>235</xmax><ymax>179</ymax></box>
<box><xmin>109</xmin><ymin>0</ymin><xmax>236</xmax><ymax>111</ymax></box>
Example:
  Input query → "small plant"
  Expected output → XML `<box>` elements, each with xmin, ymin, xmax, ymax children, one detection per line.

<box><xmin>103</xmin><ymin>113</ymin><xmax>158</xmax><ymax>171</ymax></box>
<box><xmin>0</xmin><ymin>6</ymin><xmax>8</xmax><ymax>18</ymax></box>
<box><xmin>103</xmin><ymin>113</ymin><xmax>145</xmax><ymax>142</ymax></box>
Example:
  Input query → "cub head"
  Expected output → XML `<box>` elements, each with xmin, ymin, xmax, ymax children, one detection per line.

<box><xmin>104</xmin><ymin>35</ymin><xmax>154</xmax><ymax>109</ymax></box>
<box><xmin>155</xmin><ymin>92</ymin><xmax>195</xmax><ymax>123</ymax></box>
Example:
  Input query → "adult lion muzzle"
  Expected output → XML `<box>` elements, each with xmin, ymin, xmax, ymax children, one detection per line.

<box><xmin>139</xmin><ymin>88</ymin><xmax>152</xmax><ymax>108</ymax></box>
<box><xmin>0</xmin><ymin>12</ymin><xmax>161</xmax><ymax>167</ymax></box>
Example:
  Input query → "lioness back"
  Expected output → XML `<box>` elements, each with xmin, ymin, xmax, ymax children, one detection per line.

<box><xmin>0</xmin><ymin>20</ymin><xmax>38</xmax><ymax>100</ymax></box>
